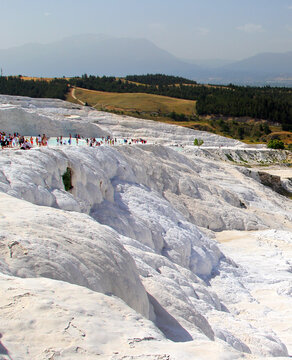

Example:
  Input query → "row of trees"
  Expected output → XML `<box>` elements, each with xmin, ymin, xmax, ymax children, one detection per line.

<box><xmin>0</xmin><ymin>75</ymin><xmax>291</xmax><ymax>129</ymax></box>
<box><xmin>69</xmin><ymin>74</ymin><xmax>210</xmax><ymax>99</ymax></box>
<box><xmin>125</xmin><ymin>74</ymin><xmax>197</xmax><ymax>85</ymax></box>
<box><xmin>68</xmin><ymin>74</ymin><xmax>200</xmax><ymax>97</ymax></box>
<box><xmin>0</xmin><ymin>76</ymin><xmax>68</xmax><ymax>99</ymax></box>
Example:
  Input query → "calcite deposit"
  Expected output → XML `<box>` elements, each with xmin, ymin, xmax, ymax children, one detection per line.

<box><xmin>0</xmin><ymin>95</ymin><xmax>291</xmax><ymax>360</ymax></box>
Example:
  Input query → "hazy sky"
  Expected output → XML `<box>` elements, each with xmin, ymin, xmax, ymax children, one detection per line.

<box><xmin>0</xmin><ymin>0</ymin><xmax>292</xmax><ymax>60</ymax></box>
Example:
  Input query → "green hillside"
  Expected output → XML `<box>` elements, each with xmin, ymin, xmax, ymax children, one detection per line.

<box><xmin>0</xmin><ymin>74</ymin><xmax>291</xmax><ymax>147</ymax></box>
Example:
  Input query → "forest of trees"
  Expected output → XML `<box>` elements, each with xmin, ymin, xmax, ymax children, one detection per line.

<box><xmin>125</xmin><ymin>74</ymin><xmax>197</xmax><ymax>85</ymax></box>
<box><xmin>69</xmin><ymin>75</ymin><xmax>291</xmax><ymax>128</ymax></box>
<box><xmin>0</xmin><ymin>74</ymin><xmax>291</xmax><ymax>129</ymax></box>
<box><xmin>0</xmin><ymin>76</ymin><xmax>68</xmax><ymax>99</ymax></box>
<box><xmin>196</xmin><ymin>85</ymin><xmax>292</xmax><ymax>129</ymax></box>
<box><xmin>68</xmin><ymin>74</ymin><xmax>226</xmax><ymax>101</ymax></box>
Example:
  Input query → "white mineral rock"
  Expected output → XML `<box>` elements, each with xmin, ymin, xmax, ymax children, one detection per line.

<box><xmin>0</xmin><ymin>95</ymin><xmax>291</xmax><ymax>359</ymax></box>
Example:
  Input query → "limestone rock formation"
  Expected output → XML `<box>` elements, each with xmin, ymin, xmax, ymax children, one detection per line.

<box><xmin>0</xmin><ymin>95</ymin><xmax>291</xmax><ymax>359</ymax></box>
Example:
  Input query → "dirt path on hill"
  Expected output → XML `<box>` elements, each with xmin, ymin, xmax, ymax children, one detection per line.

<box><xmin>71</xmin><ymin>87</ymin><xmax>86</xmax><ymax>106</ymax></box>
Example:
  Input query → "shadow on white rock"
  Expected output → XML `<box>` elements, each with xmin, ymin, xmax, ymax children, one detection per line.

<box><xmin>0</xmin><ymin>192</ymin><xmax>150</xmax><ymax>319</ymax></box>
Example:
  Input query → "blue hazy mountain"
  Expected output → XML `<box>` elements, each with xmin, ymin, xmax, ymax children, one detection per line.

<box><xmin>0</xmin><ymin>34</ymin><xmax>291</xmax><ymax>85</ymax></box>
<box><xmin>199</xmin><ymin>51</ymin><xmax>292</xmax><ymax>85</ymax></box>
<box><xmin>221</xmin><ymin>51</ymin><xmax>292</xmax><ymax>74</ymax></box>
<box><xmin>0</xmin><ymin>34</ymin><xmax>202</xmax><ymax>78</ymax></box>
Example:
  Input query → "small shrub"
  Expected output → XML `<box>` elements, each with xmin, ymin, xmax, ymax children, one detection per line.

<box><xmin>267</xmin><ymin>139</ymin><xmax>285</xmax><ymax>149</ymax></box>
<box><xmin>194</xmin><ymin>138</ymin><xmax>204</xmax><ymax>146</ymax></box>
<box><xmin>169</xmin><ymin>112</ymin><xmax>188</xmax><ymax>122</ymax></box>
<box><xmin>62</xmin><ymin>167</ymin><xmax>73</xmax><ymax>191</ymax></box>
<box><xmin>263</xmin><ymin>123</ymin><xmax>271</xmax><ymax>134</ymax></box>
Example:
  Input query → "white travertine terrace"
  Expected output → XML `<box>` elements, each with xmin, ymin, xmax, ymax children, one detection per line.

<box><xmin>0</xmin><ymin>95</ymin><xmax>291</xmax><ymax>359</ymax></box>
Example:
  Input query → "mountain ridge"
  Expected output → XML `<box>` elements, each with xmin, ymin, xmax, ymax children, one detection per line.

<box><xmin>0</xmin><ymin>34</ymin><xmax>202</xmax><ymax>78</ymax></box>
<box><xmin>220</xmin><ymin>51</ymin><xmax>292</xmax><ymax>75</ymax></box>
<box><xmin>0</xmin><ymin>34</ymin><xmax>291</xmax><ymax>85</ymax></box>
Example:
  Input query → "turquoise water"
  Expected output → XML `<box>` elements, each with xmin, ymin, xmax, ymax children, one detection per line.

<box><xmin>48</xmin><ymin>137</ymin><xmax>89</xmax><ymax>146</ymax></box>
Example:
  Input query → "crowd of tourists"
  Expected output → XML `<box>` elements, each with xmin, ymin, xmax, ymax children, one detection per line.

<box><xmin>0</xmin><ymin>132</ymin><xmax>48</xmax><ymax>149</ymax></box>
<box><xmin>1</xmin><ymin>131</ymin><xmax>148</xmax><ymax>150</ymax></box>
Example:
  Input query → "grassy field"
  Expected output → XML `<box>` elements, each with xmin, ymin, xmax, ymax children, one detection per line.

<box><xmin>69</xmin><ymin>87</ymin><xmax>197</xmax><ymax>116</ymax></box>
<box><xmin>7</xmin><ymin>76</ymin><xmax>290</xmax><ymax>147</ymax></box>
<box><xmin>66</xmin><ymin>86</ymin><xmax>290</xmax><ymax>146</ymax></box>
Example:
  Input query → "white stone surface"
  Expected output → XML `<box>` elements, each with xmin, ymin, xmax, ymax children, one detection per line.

<box><xmin>0</xmin><ymin>95</ymin><xmax>291</xmax><ymax>359</ymax></box>
<box><xmin>0</xmin><ymin>95</ymin><xmax>109</xmax><ymax>137</ymax></box>
<box><xmin>0</xmin><ymin>94</ymin><xmax>246</xmax><ymax>146</ymax></box>
<box><xmin>0</xmin><ymin>193</ymin><xmax>150</xmax><ymax>319</ymax></box>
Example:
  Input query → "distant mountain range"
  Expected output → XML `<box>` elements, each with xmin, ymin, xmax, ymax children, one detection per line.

<box><xmin>0</xmin><ymin>34</ymin><xmax>202</xmax><ymax>80</ymax></box>
<box><xmin>0</xmin><ymin>34</ymin><xmax>291</xmax><ymax>86</ymax></box>
<box><xmin>206</xmin><ymin>51</ymin><xmax>292</xmax><ymax>86</ymax></box>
